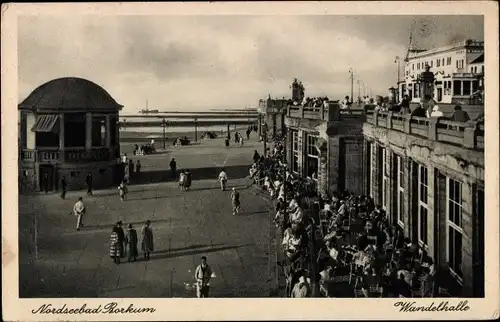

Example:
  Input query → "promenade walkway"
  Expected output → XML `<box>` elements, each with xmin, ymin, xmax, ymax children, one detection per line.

<box><xmin>19</xmin><ymin>138</ymin><xmax>276</xmax><ymax>298</ymax></box>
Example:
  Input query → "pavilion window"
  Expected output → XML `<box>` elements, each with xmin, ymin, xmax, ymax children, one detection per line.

<box><xmin>472</xmin><ymin>80</ymin><xmax>479</xmax><ymax>93</ymax></box>
<box><xmin>367</xmin><ymin>142</ymin><xmax>372</xmax><ymax>198</ymax></box>
<box><xmin>92</xmin><ymin>116</ymin><xmax>106</xmax><ymax>147</ymax></box>
<box><xmin>396</xmin><ymin>155</ymin><xmax>405</xmax><ymax>228</ymax></box>
<box><xmin>305</xmin><ymin>134</ymin><xmax>319</xmax><ymax>180</ymax></box>
<box><xmin>35</xmin><ymin>132</ymin><xmax>59</xmax><ymax>147</ymax></box>
<box><xmin>453</xmin><ymin>80</ymin><xmax>462</xmax><ymax>96</ymax></box>
<box><xmin>381</xmin><ymin>147</ymin><xmax>389</xmax><ymax>211</ymax></box>
<box><xmin>417</xmin><ymin>164</ymin><xmax>429</xmax><ymax>249</ymax></box>
<box><xmin>462</xmin><ymin>80</ymin><xmax>471</xmax><ymax>96</ymax></box>
<box><xmin>109</xmin><ymin>116</ymin><xmax>117</xmax><ymax>146</ymax></box>
<box><xmin>447</xmin><ymin>177</ymin><xmax>464</xmax><ymax>280</ymax></box>
<box><xmin>32</xmin><ymin>114</ymin><xmax>60</xmax><ymax>147</ymax></box>
<box><xmin>291</xmin><ymin>131</ymin><xmax>299</xmax><ymax>174</ymax></box>
<box><xmin>64</xmin><ymin>113</ymin><xmax>86</xmax><ymax>147</ymax></box>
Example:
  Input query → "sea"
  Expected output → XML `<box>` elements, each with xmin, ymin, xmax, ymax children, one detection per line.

<box><xmin>119</xmin><ymin>116</ymin><xmax>255</xmax><ymax>138</ymax></box>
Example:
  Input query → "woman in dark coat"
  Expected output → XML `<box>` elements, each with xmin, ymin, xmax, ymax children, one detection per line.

<box><xmin>125</xmin><ymin>224</ymin><xmax>139</xmax><ymax>262</ymax></box>
<box><xmin>141</xmin><ymin>220</ymin><xmax>154</xmax><ymax>261</ymax></box>
<box><xmin>115</xmin><ymin>221</ymin><xmax>126</xmax><ymax>258</ymax></box>
<box><xmin>184</xmin><ymin>169</ymin><xmax>192</xmax><ymax>190</ymax></box>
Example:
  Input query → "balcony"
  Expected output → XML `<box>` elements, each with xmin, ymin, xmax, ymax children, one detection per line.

<box><xmin>20</xmin><ymin>147</ymin><xmax>113</xmax><ymax>163</ymax></box>
<box><xmin>366</xmin><ymin>111</ymin><xmax>484</xmax><ymax>150</ymax></box>
<box><xmin>287</xmin><ymin>104</ymin><xmax>366</xmax><ymax>122</ymax></box>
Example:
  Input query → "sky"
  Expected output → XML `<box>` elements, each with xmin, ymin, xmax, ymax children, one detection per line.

<box><xmin>18</xmin><ymin>15</ymin><xmax>483</xmax><ymax>113</ymax></box>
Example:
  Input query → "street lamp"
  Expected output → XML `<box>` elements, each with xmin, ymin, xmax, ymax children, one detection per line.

<box><xmin>162</xmin><ymin>118</ymin><xmax>167</xmax><ymax>149</ymax></box>
<box><xmin>395</xmin><ymin>56</ymin><xmax>401</xmax><ymax>103</ymax></box>
<box><xmin>262</xmin><ymin>123</ymin><xmax>268</xmax><ymax>158</ymax></box>
<box><xmin>349</xmin><ymin>68</ymin><xmax>354</xmax><ymax>104</ymax></box>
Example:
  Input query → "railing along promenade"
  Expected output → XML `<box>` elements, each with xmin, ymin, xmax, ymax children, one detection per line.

<box><xmin>20</xmin><ymin>147</ymin><xmax>115</xmax><ymax>163</ymax></box>
<box><xmin>366</xmin><ymin>111</ymin><xmax>484</xmax><ymax>150</ymax></box>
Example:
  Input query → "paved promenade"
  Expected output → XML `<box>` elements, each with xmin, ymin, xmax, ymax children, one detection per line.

<box><xmin>19</xmin><ymin>137</ymin><xmax>276</xmax><ymax>298</ymax></box>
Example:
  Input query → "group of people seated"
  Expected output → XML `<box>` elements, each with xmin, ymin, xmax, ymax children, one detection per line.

<box><xmin>288</xmin><ymin>96</ymin><xmax>330</xmax><ymax>108</ymax></box>
<box><xmin>314</xmin><ymin>192</ymin><xmax>451</xmax><ymax>298</ymax></box>
<box><xmin>373</xmin><ymin>94</ymin><xmax>478</xmax><ymax>123</ymax></box>
<box><xmin>133</xmin><ymin>143</ymin><xmax>155</xmax><ymax>155</ymax></box>
<box><xmin>248</xmin><ymin>140</ymin><xmax>323</xmax><ymax>297</ymax></box>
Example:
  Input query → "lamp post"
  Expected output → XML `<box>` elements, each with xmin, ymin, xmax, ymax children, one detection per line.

<box><xmin>357</xmin><ymin>80</ymin><xmax>362</xmax><ymax>104</ymax></box>
<box><xmin>395</xmin><ymin>56</ymin><xmax>401</xmax><ymax>103</ymax></box>
<box><xmin>262</xmin><ymin>123</ymin><xmax>268</xmax><ymax>158</ymax></box>
<box><xmin>194</xmin><ymin>117</ymin><xmax>198</xmax><ymax>142</ymax></box>
<box><xmin>349</xmin><ymin>68</ymin><xmax>354</xmax><ymax>104</ymax></box>
<box><xmin>162</xmin><ymin>118</ymin><xmax>166</xmax><ymax>149</ymax></box>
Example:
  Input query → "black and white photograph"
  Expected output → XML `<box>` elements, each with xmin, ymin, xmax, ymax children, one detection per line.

<box><xmin>2</xmin><ymin>1</ymin><xmax>499</xmax><ymax>321</ymax></box>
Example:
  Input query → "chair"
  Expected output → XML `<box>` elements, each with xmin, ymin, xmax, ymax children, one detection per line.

<box><xmin>437</xmin><ymin>286</ymin><xmax>452</xmax><ymax>297</ymax></box>
<box><xmin>369</xmin><ymin>285</ymin><xmax>384</xmax><ymax>297</ymax></box>
<box><xmin>354</xmin><ymin>288</ymin><xmax>368</xmax><ymax>298</ymax></box>
<box><xmin>349</xmin><ymin>260</ymin><xmax>365</xmax><ymax>284</ymax></box>
<box><xmin>411</xmin><ymin>287</ymin><xmax>424</xmax><ymax>298</ymax></box>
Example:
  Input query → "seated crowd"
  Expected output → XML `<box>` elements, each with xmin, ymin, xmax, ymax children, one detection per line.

<box><xmin>249</xmin><ymin>141</ymin><xmax>456</xmax><ymax>298</ymax></box>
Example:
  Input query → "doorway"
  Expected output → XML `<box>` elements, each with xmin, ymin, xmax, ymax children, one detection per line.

<box><xmin>39</xmin><ymin>165</ymin><xmax>56</xmax><ymax>192</ymax></box>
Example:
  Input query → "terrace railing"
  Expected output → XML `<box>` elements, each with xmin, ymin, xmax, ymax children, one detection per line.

<box><xmin>287</xmin><ymin>104</ymin><xmax>367</xmax><ymax>122</ymax></box>
<box><xmin>20</xmin><ymin>147</ymin><xmax>113</xmax><ymax>163</ymax></box>
<box><xmin>366</xmin><ymin>111</ymin><xmax>484</xmax><ymax>150</ymax></box>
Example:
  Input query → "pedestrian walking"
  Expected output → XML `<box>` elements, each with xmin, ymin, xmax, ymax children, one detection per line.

<box><xmin>141</xmin><ymin>220</ymin><xmax>154</xmax><ymax>261</ymax></box>
<box><xmin>125</xmin><ymin>224</ymin><xmax>138</xmax><ymax>262</ymax></box>
<box><xmin>86</xmin><ymin>173</ymin><xmax>93</xmax><ymax>196</ymax></box>
<box><xmin>231</xmin><ymin>188</ymin><xmax>240</xmax><ymax>215</ymax></box>
<box><xmin>61</xmin><ymin>176</ymin><xmax>67</xmax><ymax>199</ymax></box>
<box><xmin>170</xmin><ymin>158</ymin><xmax>177</xmax><ymax>179</ymax></box>
<box><xmin>115</xmin><ymin>221</ymin><xmax>126</xmax><ymax>258</ymax></box>
<box><xmin>124</xmin><ymin>164</ymin><xmax>130</xmax><ymax>185</ymax></box>
<box><xmin>128</xmin><ymin>159</ymin><xmax>134</xmax><ymax>182</ymax></box>
<box><xmin>118</xmin><ymin>181</ymin><xmax>127</xmax><ymax>202</ymax></box>
<box><xmin>136</xmin><ymin>160</ymin><xmax>141</xmax><ymax>180</ymax></box>
<box><xmin>194</xmin><ymin>256</ymin><xmax>212</xmax><ymax>298</ymax></box>
<box><xmin>42</xmin><ymin>173</ymin><xmax>49</xmax><ymax>193</ymax></box>
<box><xmin>109</xmin><ymin>226</ymin><xmax>121</xmax><ymax>265</ymax></box>
<box><xmin>246</xmin><ymin>128</ymin><xmax>251</xmax><ymax>140</ymax></box>
<box><xmin>218</xmin><ymin>168</ymin><xmax>228</xmax><ymax>191</ymax></box>
<box><xmin>179</xmin><ymin>171</ymin><xmax>186</xmax><ymax>191</ymax></box>
<box><xmin>184</xmin><ymin>169</ymin><xmax>192</xmax><ymax>191</ymax></box>
<box><xmin>73</xmin><ymin>197</ymin><xmax>85</xmax><ymax>231</ymax></box>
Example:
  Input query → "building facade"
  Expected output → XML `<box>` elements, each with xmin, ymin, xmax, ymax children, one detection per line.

<box><xmin>363</xmin><ymin>111</ymin><xmax>484</xmax><ymax>297</ymax></box>
<box><xmin>285</xmin><ymin>104</ymin><xmax>366</xmax><ymax>196</ymax></box>
<box><xmin>18</xmin><ymin>77</ymin><xmax>123</xmax><ymax>192</ymax></box>
<box><xmin>258</xmin><ymin>96</ymin><xmax>288</xmax><ymax>137</ymax></box>
<box><xmin>400</xmin><ymin>39</ymin><xmax>484</xmax><ymax>104</ymax></box>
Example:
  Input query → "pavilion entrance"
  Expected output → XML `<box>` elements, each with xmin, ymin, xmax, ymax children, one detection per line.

<box><xmin>39</xmin><ymin>165</ymin><xmax>56</xmax><ymax>192</ymax></box>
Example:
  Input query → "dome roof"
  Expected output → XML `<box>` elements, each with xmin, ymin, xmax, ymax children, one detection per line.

<box><xmin>18</xmin><ymin>77</ymin><xmax>123</xmax><ymax>112</ymax></box>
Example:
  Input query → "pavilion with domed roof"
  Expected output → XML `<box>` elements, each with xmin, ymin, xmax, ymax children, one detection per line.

<box><xmin>18</xmin><ymin>77</ymin><xmax>123</xmax><ymax>192</ymax></box>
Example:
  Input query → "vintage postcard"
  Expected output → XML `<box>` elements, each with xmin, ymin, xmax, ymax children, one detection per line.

<box><xmin>2</xmin><ymin>1</ymin><xmax>499</xmax><ymax>321</ymax></box>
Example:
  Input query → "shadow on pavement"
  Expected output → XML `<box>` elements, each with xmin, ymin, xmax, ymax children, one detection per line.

<box><xmin>130</xmin><ymin>164</ymin><xmax>250</xmax><ymax>185</ymax></box>
<box><xmin>153</xmin><ymin>243</ymin><xmax>224</xmax><ymax>255</ymax></box>
<box><xmin>151</xmin><ymin>244</ymin><xmax>252</xmax><ymax>261</ymax></box>
<box><xmin>237</xmin><ymin>210</ymin><xmax>269</xmax><ymax>217</ymax></box>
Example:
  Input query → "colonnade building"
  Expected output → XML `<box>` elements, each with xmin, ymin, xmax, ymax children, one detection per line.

<box><xmin>363</xmin><ymin>111</ymin><xmax>484</xmax><ymax>297</ymax></box>
<box><xmin>18</xmin><ymin>77</ymin><xmax>123</xmax><ymax>192</ymax></box>
<box><xmin>284</xmin><ymin>103</ymin><xmax>366</xmax><ymax>196</ymax></box>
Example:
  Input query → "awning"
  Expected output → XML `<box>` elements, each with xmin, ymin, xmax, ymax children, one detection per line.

<box><xmin>31</xmin><ymin>114</ymin><xmax>59</xmax><ymax>133</ymax></box>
